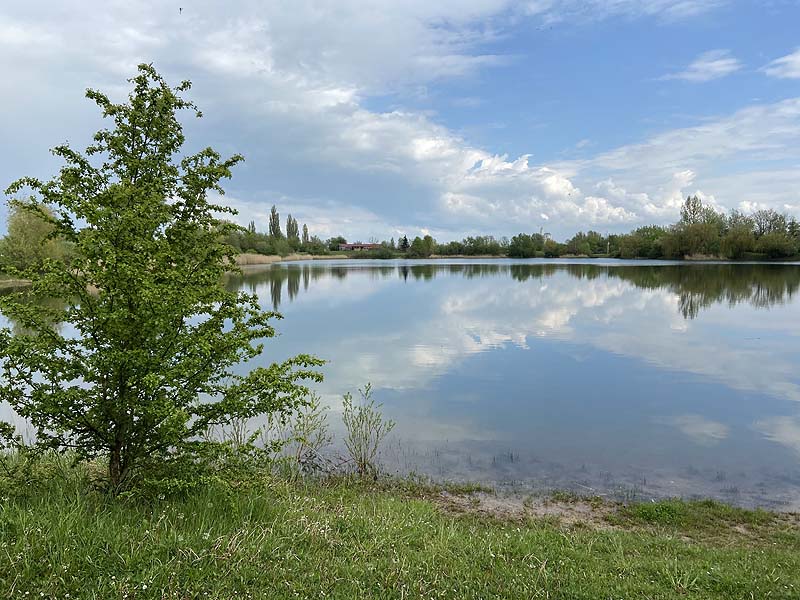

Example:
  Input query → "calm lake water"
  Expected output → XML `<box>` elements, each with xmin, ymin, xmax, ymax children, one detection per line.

<box><xmin>228</xmin><ymin>259</ymin><xmax>800</xmax><ymax>509</ymax></box>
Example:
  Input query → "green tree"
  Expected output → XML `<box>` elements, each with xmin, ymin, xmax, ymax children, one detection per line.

<box><xmin>328</xmin><ymin>235</ymin><xmax>347</xmax><ymax>251</ymax></box>
<box><xmin>507</xmin><ymin>233</ymin><xmax>545</xmax><ymax>258</ymax></box>
<box><xmin>398</xmin><ymin>235</ymin><xmax>409</xmax><ymax>252</ymax></box>
<box><xmin>0</xmin><ymin>65</ymin><xmax>322</xmax><ymax>490</ymax></box>
<box><xmin>0</xmin><ymin>200</ymin><xmax>67</xmax><ymax>271</ymax></box>
<box><xmin>407</xmin><ymin>235</ymin><xmax>436</xmax><ymax>258</ymax></box>
<box><xmin>302</xmin><ymin>223</ymin><xmax>310</xmax><ymax>246</ymax></box>
<box><xmin>269</xmin><ymin>205</ymin><xmax>282</xmax><ymax>238</ymax></box>
<box><xmin>286</xmin><ymin>214</ymin><xmax>300</xmax><ymax>242</ymax></box>
<box><xmin>756</xmin><ymin>232</ymin><xmax>797</xmax><ymax>258</ymax></box>
<box><xmin>752</xmin><ymin>209</ymin><xmax>787</xmax><ymax>238</ymax></box>
<box><xmin>680</xmin><ymin>195</ymin><xmax>704</xmax><ymax>225</ymax></box>
<box><xmin>540</xmin><ymin>238</ymin><xmax>562</xmax><ymax>257</ymax></box>
<box><xmin>721</xmin><ymin>225</ymin><xmax>755</xmax><ymax>259</ymax></box>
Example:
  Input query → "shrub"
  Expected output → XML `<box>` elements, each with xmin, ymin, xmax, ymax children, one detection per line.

<box><xmin>341</xmin><ymin>384</ymin><xmax>395</xmax><ymax>478</ymax></box>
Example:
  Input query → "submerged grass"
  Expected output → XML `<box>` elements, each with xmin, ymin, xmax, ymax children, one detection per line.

<box><xmin>1</xmin><ymin>461</ymin><xmax>799</xmax><ymax>598</ymax></box>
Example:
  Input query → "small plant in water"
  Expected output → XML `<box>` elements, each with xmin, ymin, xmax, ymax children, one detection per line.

<box><xmin>342</xmin><ymin>383</ymin><xmax>395</xmax><ymax>478</ymax></box>
<box><xmin>286</xmin><ymin>393</ymin><xmax>334</xmax><ymax>476</ymax></box>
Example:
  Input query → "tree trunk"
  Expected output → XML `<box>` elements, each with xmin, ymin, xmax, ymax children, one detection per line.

<box><xmin>109</xmin><ymin>444</ymin><xmax>123</xmax><ymax>491</ymax></box>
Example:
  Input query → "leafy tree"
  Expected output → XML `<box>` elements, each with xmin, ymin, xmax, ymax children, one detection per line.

<box><xmin>398</xmin><ymin>235</ymin><xmax>410</xmax><ymax>252</ymax></box>
<box><xmin>0</xmin><ymin>65</ymin><xmax>322</xmax><ymax>490</ymax></box>
<box><xmin>269</xmin><ymin>205</ymin><xmax>282</xmax><ymax>238</ymax></box>
<box><xmin>286</xmin><ymin>214</ymin><xmax>300</xmax><ymax>242</ymax></box>
<box><xmin>407</xmin><ymin>235</ymin><xmax>436</xmax><ymax>258</ymax></box>
<box><xmin>302</xmin><ymin>223</ymin><xmax>309</xmax><ymax>246</ymax></box>
<box><xmin>507</xmin><ymin>233</ymin><xmax>544</xmax><ymax>258</ymax></box>
<box><xmin>756</xmin><ymin>232</ymin><xmax>797</xmax><ymax>258</ymax></box>
<box><xmin>721</xmin><ymin>225</ymin><xmax>755</xmax><ymax>259</ymax></box>
<box><xmin>726</xmin><ymin>210</ymin><xmax>754</xmax><ymax>231</ymax></box>
<box><xmin>788</xmin><ymin>218</ymin><xmax>800</xmax><ymax>241</ymax></box>
<box><xmin>752</xmin><ymin>209</ymin><xmax>788</xmax><ymax>238</ymax></box>
<box><xmin>0</xmin><ymin>200</ymin><xmax>67</xmax><ymax>271</ymax></box>
<box><xmin>542</xmin><ymin>239</ymin><xmax>563</xmax><ymax>258</ymax></box>
<box><xmin>616</xmin><ymin>226</ymin><xmax>665</xmax><ymax>259</ymax></box>
<box><xmin>680</xmin><ymin>195</ymin><xmax>704</xmax><ymax>225</ymax></box>
<box><xmin>328</xmin><ymin>235</ymin><xmax>347</xmax><ymax>251</ymax></box>
<box><xmin>564</xmin><ymin>231</ymin><xmax>602</xmax><ymax>256</ymax></box>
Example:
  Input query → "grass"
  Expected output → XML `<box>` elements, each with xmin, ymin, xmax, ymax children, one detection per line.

<box><xmin>1</xmin><ymin>463</ymin><xmax>799</xmax><ymax>599</ymax></box>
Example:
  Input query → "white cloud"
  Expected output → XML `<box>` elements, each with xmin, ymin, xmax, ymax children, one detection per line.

<box><xmin>524</xmin><ymin>0</ymin><xmax>724</xmax><ymax>21</ymax></box>
<box><xmin>755</xmin><ymin>416</ymin><xmax>800</xmax><ymax>457</ymax></box>
<box><xmin>277</xmin><ymin>265</ymin><xmax>800</xmax><ymax>405</ymax></box>
<box><xmin>763</xmin><ymin>48</ymin><xmax>800</xmax><ymax>79</ymax></box>
<box><xmin>2</xmin><ymin>0</ymin><xmax>797</xmax><ymax>242</ymax></box>
<box><xmin>660</xmin><ymin>50</ymin><xmax>742</xmax><ymax>82</ymax></box>
<box><xmin>659</xmin><ymin>414</ymin><xmax>729</xmax><ymax>445</ymax></box>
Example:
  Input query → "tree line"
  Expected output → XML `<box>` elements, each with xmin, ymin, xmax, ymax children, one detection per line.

<box><xmin>234</xmin><ymin>195</ymin><xmax>799</xmax><ymax>261</ymax></box>
<box><xmin>325</xmin><ymin>196</ymin><xmax>800</xmax><ymax>260</ymax></box>
<box><xmin>3</xmin><ymin>194</ymin><xmax>799</xmax><ymax>276</ymax></box>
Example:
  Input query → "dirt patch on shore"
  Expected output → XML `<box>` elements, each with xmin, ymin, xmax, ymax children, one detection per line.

<box><xmin>435</xmin><ymin>491</ymin><xmax>617</xmax><ymax>529</ymax></box>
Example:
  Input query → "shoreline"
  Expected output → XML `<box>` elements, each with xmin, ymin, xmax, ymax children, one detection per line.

<box><xmin>234</xmin><ymin>251</ymin><xmax>800</xmax><ymax>265</ymax></box>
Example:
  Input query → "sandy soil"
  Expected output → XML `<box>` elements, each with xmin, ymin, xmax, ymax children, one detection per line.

<box><xmin>435</xmin><ymin>491</ymin><xmax>617</xmax><ymax>529</ymax></box>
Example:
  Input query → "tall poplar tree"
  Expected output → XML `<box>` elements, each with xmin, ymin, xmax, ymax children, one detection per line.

<box><xmin>269</xmin><ymin>205</ymin><xmax>282</xmax><ymax>238</ymax></box>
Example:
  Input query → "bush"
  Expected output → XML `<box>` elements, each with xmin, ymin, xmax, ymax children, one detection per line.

<box><xmin>0</xmin><ymin>65</ymin><xmax>322</xmax><ymax>492</ymax></box>
<box><xmin>756</xmin><ymin>232</ymin><xmax>797</xmax><ymax>258</ymax></box>
<box><xmin>341</xmin><ymin>384</ymin><xmax>395</xmax><ymax>478</ymax></box>
<box><xmin>721</xmin><ymin>226</ymin><xmax>755</xmax><ymax>259</ymax></box>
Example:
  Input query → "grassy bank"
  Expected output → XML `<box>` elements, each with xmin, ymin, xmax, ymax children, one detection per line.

<box><xmin>2</xmin><ymin>463</ymin><xmax>798</xmax><ymax>599</ymax></box>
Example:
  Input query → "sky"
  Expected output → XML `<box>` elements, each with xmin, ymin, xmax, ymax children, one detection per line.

<box><xmin>2</xmin><ymin>0</ymin><xmax>800</xmax><ymax>242</ymax></box>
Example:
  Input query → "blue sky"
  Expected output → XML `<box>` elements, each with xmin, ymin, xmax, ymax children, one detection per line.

<box><xmin>2</xmin><ymin>0</ymin><xmax>800</xmax><ymax>241</ymax></box>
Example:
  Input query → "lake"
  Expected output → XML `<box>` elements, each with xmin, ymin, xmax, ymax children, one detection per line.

<box><xmin>226</xmin><ymin>259</ymin><xmax>800</xmax><ymax>509</ymax></box>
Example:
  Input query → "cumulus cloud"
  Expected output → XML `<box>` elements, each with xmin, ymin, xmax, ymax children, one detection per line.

<box><xmin>755</xmin><ymin>416</ymin><xmax>800</xmax><ymax>457</ymax></box>
<box><xmin>763</xmin><ymin>48</ymin><xmax>800</xmax><ymax>79</ymax></box>
<box><xmin>659</xmin><ymin>50</ymin><xmax>742</xmax><ymax>82</ymax></box>
<box><xmin>1</xmin><ymin>0</ymin><xmax>797</xmax><ymax>241</ymax></box>
<box><xmin>659</xmin><ymin>414</ymin><xmax>730</xmax><ymax>445</ymax></box>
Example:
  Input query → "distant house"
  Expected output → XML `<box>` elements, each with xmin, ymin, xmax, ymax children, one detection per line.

<box><xmin>338</xmin><ymin>243</ymin><xmax>383</xmax><ymax>251</ymax></box>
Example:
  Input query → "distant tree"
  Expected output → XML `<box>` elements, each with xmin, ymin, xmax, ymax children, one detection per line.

<box><xmin>269</xmin><ymin>205</ymin><xmax>282</xmax><ymax>238</ymax></box>
<box><xmin>721</xmin><ymin>225</ymin><xmax>755</xmax><ymax>259</ymax></box>
<box><xmin>507</xmin><ymin>233</ymin><xmax>544</xmax><ymax>258</ymax></box>
<box><xmin>752</xmin><ymin>209</ymin><xmax>788</xmax><ymax>238</ymax></box>
<box><xmin>398</xmin><ymin>235</ymin><xmax>410</xmax><ymax>252</ymax></box>
<box><xmin>789</xmin><ymin>217</ymin><xmax>800</xmax><ymax>238</ymax></box>
<box><xmin>726</xmin><ymin>209</ymin><xmax>754</xmax><ymax>231</ymax></box>
<box><xmin>285</xmin><ymin>214</ymin><xmax>300</xmax><ymax>242</ymax></box>
<box><xmin>0</xmin><ymin>200</ymin><xmax>67</xmax><ymax>271</ymax></box>
<box><xmin>247</xmin><ymin>220</ymin><xmax>256</xmax><ymax>235</ymax></box>
<box><xmin>757</xmin><ymin>232</ymin><xmax>797</xmax><ymax>258</ymax></box>
<box><xmin>680</xmin><ymin>195</ymin><xmax>704</xmax><ymax>225</ymax></box>
<box><xmin>407</xmin><ymin>235</ymin><xmax>436</xmax><ymax>258</ymax></box>
<box><xmin>0</xmin><ymin>65</ymin><xmax>322</xmax><ymax>491</ymax></box>
<box><xmin>615</xmin><ymin>226</ymin><xmax>666</xmax><ymax>259</ymax></box>
<box><xmin>302</xmin><ymin>223</ymin><xmax>310</xmax><ymax>245</ymax></box>
<box><xmin>542</xmin><ymin>238</ymin><xmax>562</xmax><ymax>258</ymax></box>
<box><xmin>328</xmin><ymin>235</ymin><xmax>347</xmax><ymax>251</ymax></box>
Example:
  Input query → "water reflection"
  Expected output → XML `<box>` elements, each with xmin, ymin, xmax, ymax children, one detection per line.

<box><xmin>228</xmin><ymin>261</ymin><xmax>800</xmax><ymax>319</ymax></box>
<box><xmin>5</xmin><ymin>260</ymin><xmax>800</xmax><ymax>507</ymax></box>
<box><xmin>228</xmin><ymin>260</ymin><xmax>800</xmax><ymax>509</ymax></box>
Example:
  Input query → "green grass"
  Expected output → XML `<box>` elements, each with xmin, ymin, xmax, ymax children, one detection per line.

<box><xmin>1</xmin><ymin>465</ymin><xmax>799</xmax><ymax>599</ymax></box>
